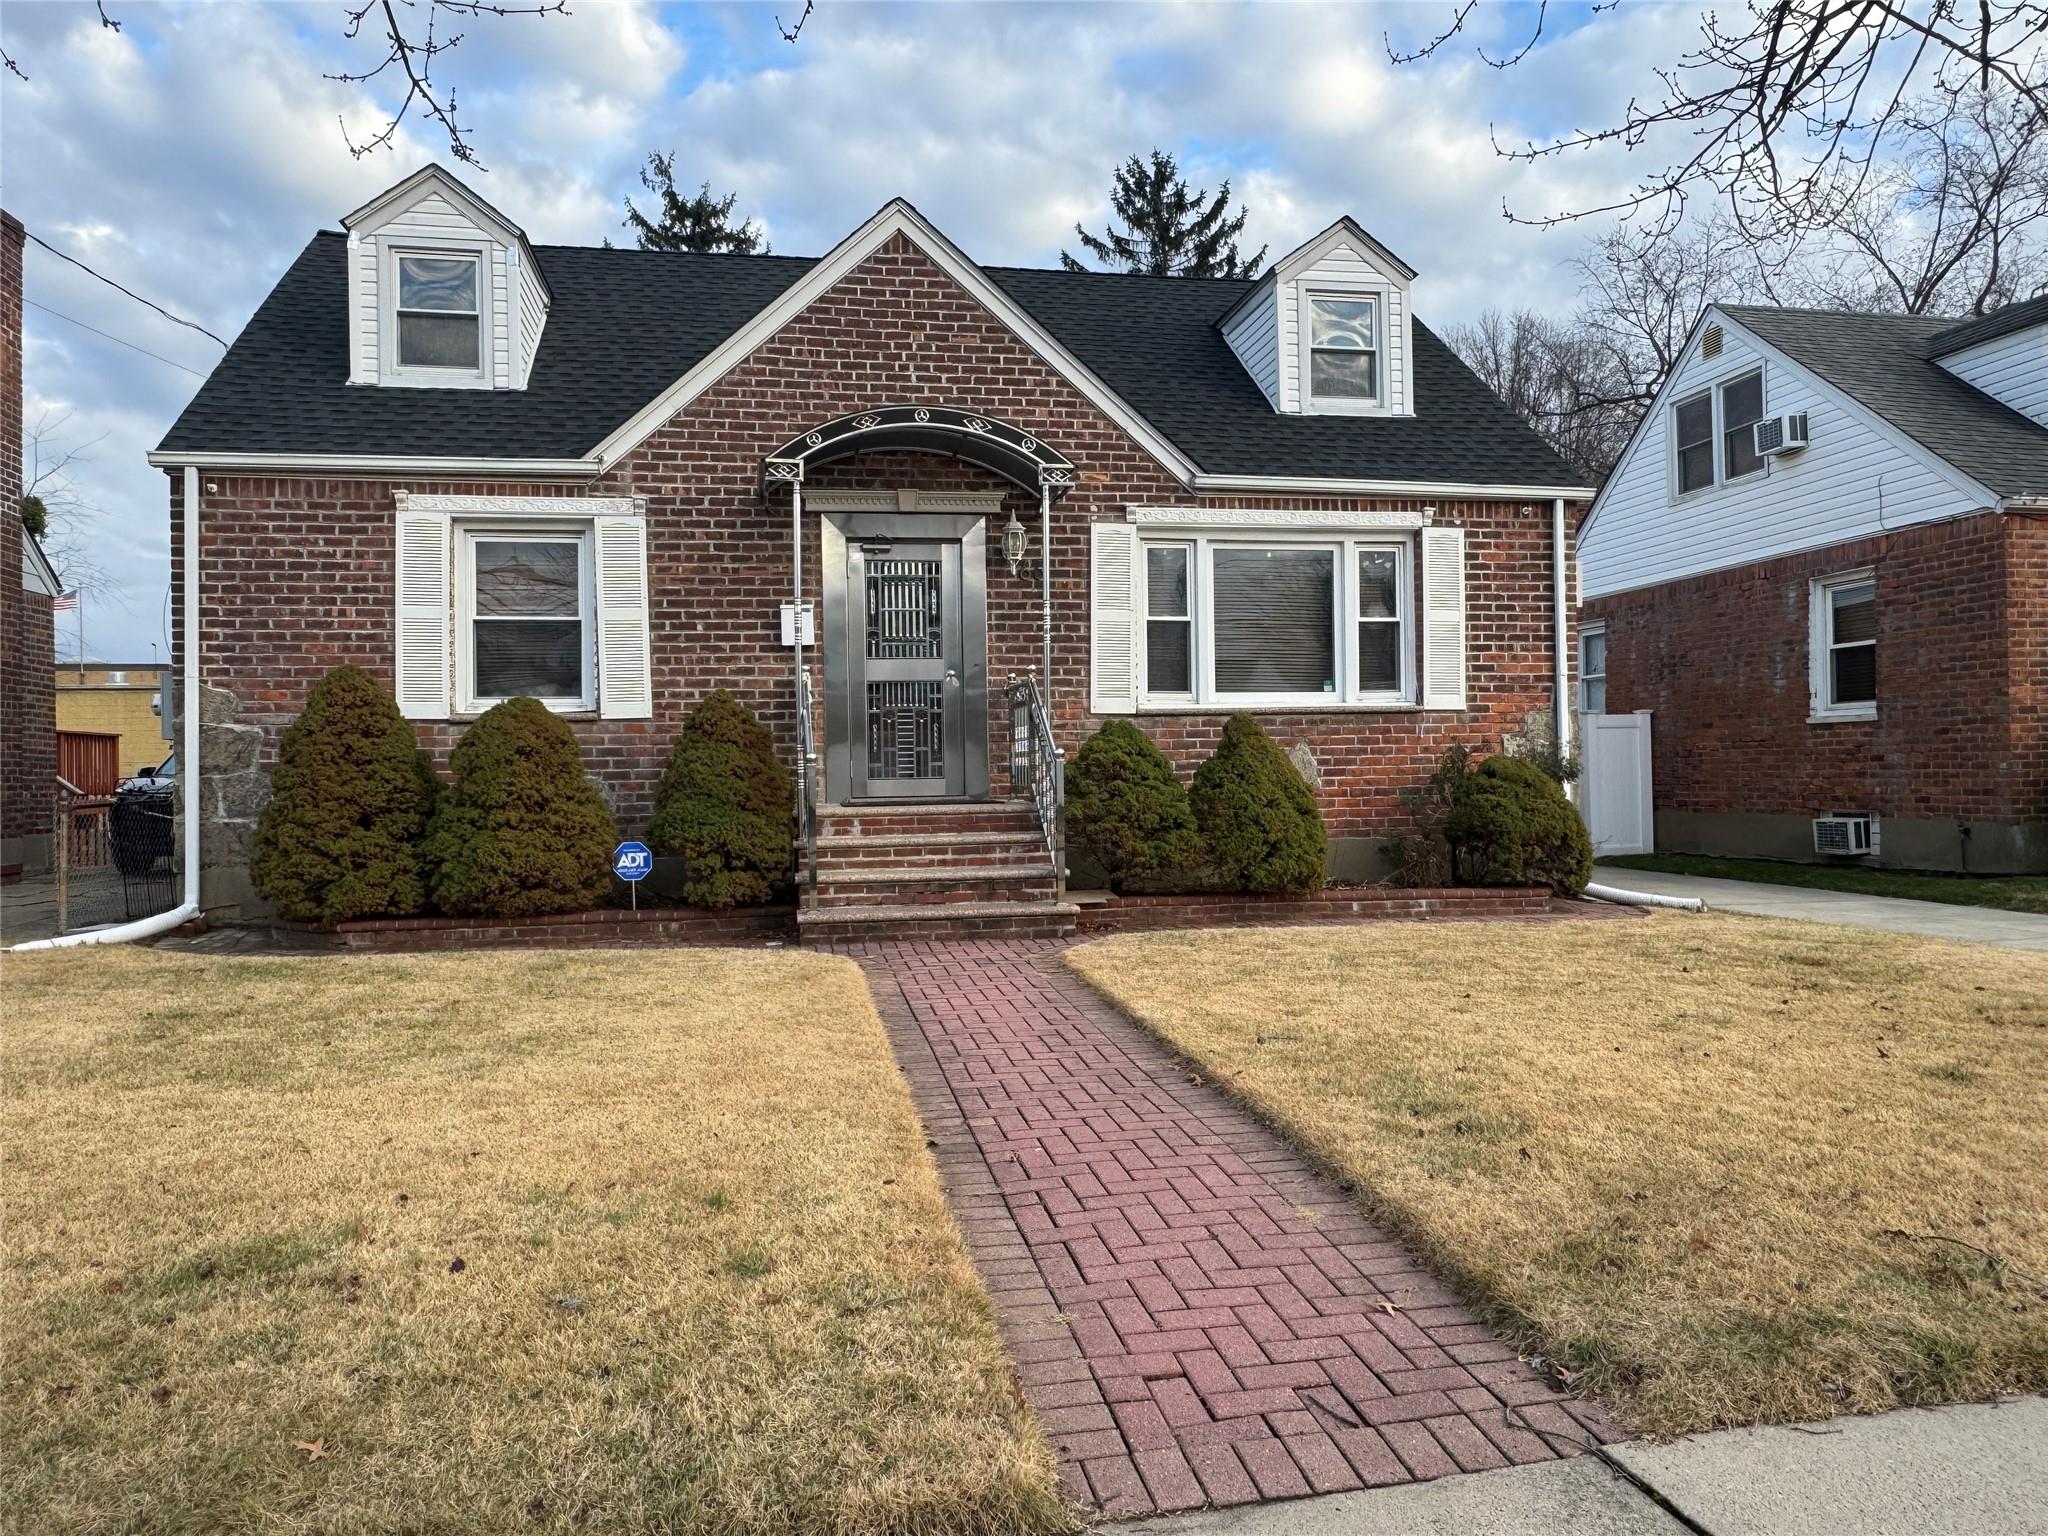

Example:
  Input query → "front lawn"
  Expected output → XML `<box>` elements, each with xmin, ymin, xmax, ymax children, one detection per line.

<box><xmin>1</xmin><ymin>947</ymin><xmax>1070</xmax><ymax>1536</ymax></box>
<box><xmin>1600</xmin><ymin>852</ymin><xmax>2048</xmax><ymax>915</ymax></box>
<box><xmin>1068</xmin><ymin>916</ymin><xmax>2048</xmax><ymax>1437</ymax></box>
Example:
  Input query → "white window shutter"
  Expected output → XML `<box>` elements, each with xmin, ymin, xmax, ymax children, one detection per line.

<box><xmin>1090</xmin><ymin>521</ymin><xmax>1140</xmax><ymax>714</ymax></box>
<box><xmin>595</xmin><ymin>515</ymin><xmax>653</xmax><ymax>720</ymax></box>
<box><xmin>394</xmin><ymin>510</ymin><xmax>452</xmax><ymax>719</ymax></box>
<box><xmin>1421</xmin><ymin>525</ymin><xmax>1467</xmax><ymax>710</ymax></box>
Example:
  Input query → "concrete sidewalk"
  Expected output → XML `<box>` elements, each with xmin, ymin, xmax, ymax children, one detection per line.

<box><xmin>1592</xmin><ymin>867</ymin><xmax>2048</xmax><ymax>951</ymax></box>
<box><xmin>1123</xmin><ymin>1396</ymin><xmax>2048</xmax><ymax>1535</ymax></box>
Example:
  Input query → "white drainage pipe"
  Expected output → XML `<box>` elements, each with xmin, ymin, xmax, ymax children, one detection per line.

<box><xmin>1585</xmin><ymin>882</ymin><xmax>1706</xmax><ymax>912</ymax></box>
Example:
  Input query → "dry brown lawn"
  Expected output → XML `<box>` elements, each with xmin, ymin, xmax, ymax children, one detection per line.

<box><xmin>1</xmin><ymin>946</ymin><xmax>1070</xmax><ymax>1536</ymax></box>
<box><xmin>1068</xmin><ymin>914</ymin><xmax>2048</xmax><ymax>1437</ymax></box>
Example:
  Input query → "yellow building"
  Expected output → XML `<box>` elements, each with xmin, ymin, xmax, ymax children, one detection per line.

<box><xmin>54</xmin><ymin>664</ymin><xmax>170</xmax><ymax>779</ymax></box>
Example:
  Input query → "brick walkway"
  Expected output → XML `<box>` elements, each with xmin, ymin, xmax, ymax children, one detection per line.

<box><xmin>852</xmin><ymin>938</ymin><xmax>1619</xmax><ymax>1519</ymax></box>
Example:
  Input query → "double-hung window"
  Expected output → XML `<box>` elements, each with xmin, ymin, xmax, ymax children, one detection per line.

<box><xmin>1811</xmin><ymin>570</ymin><xmax>1876</xmax><ymax>720</ymax></box>
<box><xmin>1136</xmin><ymin>536</ymin><xmax>1411</xmax><ymax>707</ymax></box>
<box><xmin>1579</xmin><ymin>622</ymin><xmax>1607</xmax><ymax>712</ymax></box>
<box><xmin>1145</xmin><ymin>544</ymin><xmax>1194</xmax><ymax>697</ymax></box>
<box><xmin>460</xmin><ymin>529</ymin><xmax>594</xmax><ymax>711</ymax></box>
<box><xmin>1673</xmin><ymin>393</ymin><xmax>1715</xmax><ymax>494</ymax></box>
<box><xmin>396</xmin><ymin>252</ymin><xmax>482</xmax><ymax>372</ymax></box>
<box><xmin>1720</xmin><ymin>371</ymin><xmax>1765</xmax><ymax>481</ymax></box>
<box><xmin>1305</xmin><ymin>293</ymin><xmax>1380</xmax><ymax>407</ymax></box>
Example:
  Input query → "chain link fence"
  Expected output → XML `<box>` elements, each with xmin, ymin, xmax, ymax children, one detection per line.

<box><xmin>49</xmin><ymin>791</ymin><xmax>180</xmax><ymax>935</ymax></box>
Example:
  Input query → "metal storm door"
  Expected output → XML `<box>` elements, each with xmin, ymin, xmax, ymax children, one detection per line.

<box><xmin>847</xmin><ymin>539</ymin><xmax>967</xmax><ymax>798</ymax></box>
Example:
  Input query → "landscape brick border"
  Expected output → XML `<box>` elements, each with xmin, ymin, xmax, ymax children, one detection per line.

<box><xmin>297</xmin><ymin>904</ymin><xmax>795</xmax><ymax>951</ymax></box>
<box><xmin>268</xmin><ymin>886</ymin><xmax>1564</xmax><ymax>951</ymax></box>
<box><xmin>1076</xmin><ymin>886</ymin><xmax>1555</xmax><ymax>934</ymax></box>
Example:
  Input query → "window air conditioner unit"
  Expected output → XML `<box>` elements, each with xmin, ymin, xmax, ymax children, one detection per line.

<box><xmin>1812</xmin><ymin>813</ymin><xmax>1873</xmax><ymax>857</ymax></box>
<box><xmin>1754</xmin><ymin>412</ymin><xmax>1810</xmax><ymax>457</ymax></box>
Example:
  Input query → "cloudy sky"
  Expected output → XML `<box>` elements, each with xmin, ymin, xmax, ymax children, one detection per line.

<box><xmin>4</xmin><ymin>0</ymin><xmax>1710</xmax><ymax>661</ymax></box>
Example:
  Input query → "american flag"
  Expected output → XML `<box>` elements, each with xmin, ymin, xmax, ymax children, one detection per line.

<box><xmin>52</xmin><ymin>589</ymin><xmax>80</xmax><ymax>612</ymax></box>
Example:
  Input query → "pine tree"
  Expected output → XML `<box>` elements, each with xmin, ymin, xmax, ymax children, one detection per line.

<box><xmin>1062</xmin><ymin>150</ymin><xmax>1267</xmax><ymax>278</ymax></box>
<box><xmin>613</xmin><ymin>152</ymin><xmax>767</xmax><ymax>254</ymax></box>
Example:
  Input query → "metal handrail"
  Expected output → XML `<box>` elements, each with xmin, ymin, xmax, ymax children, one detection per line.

<box><xmin>795</xmin><ymin>666</ymin><xmax>819</xmax><ymax>906</ymax></box>
<box><xmin>1005</xmin><ymin>674</ymin><xmax>1065</xmax><ymax>901</ymax></box>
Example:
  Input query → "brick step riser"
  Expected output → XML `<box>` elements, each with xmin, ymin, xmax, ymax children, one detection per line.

<box><xmin>799</xmin><ymin>912</ymin><xmax>1077</xmax><ymax>945</ymax></box>
<box><xmin>814</xmin><ymin>877</ymin><xmax>1058</xmax><ymax>908</ymax></box>
<box><xmin>817</xmin><ymin>812</ymin><xmax>1042</xmax><ymax>837</ymax></box>
<box><xmin>805</xmin><ymin>843</ymin><xmax>1048</xmax><ymax>870</ymax></box>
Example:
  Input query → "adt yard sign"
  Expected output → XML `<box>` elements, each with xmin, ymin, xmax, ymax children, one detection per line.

<box><xmin>614</xmin><ymin>840</ymin><xmax>653</xmax><ymax>909</ymax></box>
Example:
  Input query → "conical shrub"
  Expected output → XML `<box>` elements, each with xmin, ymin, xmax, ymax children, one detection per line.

<box><xmin>424</xmin><ymin>698</ymin><xmax>618</xmax><ymax>917</ymax></box>
<box><xmin>1189</xmin><ymin>714</ymin><xmax>1327</xmax><ymax>894</ymax></box>
<box><xmin>1067</xmin><ymin>720</ymin><xmax>1201</xmax><ymax>893</ymax></box>
<box><xmin>250</xmin><ymin>665</ymin><xmax>437</xmax><ymax>924</ymax></box>
<box><xmin>646</xmin><ymin>689</ymin><xmax>794</xmax><ymax>908</ymax></box>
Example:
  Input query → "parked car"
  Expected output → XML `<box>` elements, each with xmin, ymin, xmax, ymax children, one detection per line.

<box><xmin>111</xmin><ymin>752</ymin><xmax>176</xmax><ymax>875</ymax></box>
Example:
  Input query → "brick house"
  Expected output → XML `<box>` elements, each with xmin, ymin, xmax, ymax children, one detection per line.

<box><xmin>3</xmin><ymin>209</ymin><xmax>62</xmax><ymax>883</ymax></box>
<box><xmin>152</xmin><ymin>165</ymin><xmax>1591</xmax><ymax>934</ymax></box>
<box><xmin>1579</xmin><ymin>300</ymin><xmax>2048</xmax><ymax>874</ymax></box>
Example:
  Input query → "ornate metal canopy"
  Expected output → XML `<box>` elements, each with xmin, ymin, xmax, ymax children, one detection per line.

<box><xmin>762</xmin><ymin>405</ymin><xmax>1076</xmax><ymax>494</ymax></box>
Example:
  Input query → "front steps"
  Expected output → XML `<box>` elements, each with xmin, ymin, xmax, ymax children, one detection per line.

<box><xmin>795</xmin><ymin>800</ymin><xmax>1076</xmax><ymax>944</ymax></box>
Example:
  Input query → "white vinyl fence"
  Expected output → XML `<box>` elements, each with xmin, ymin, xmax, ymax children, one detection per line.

<box><xmin>1577</xmin><ymin>710</ymin><xmax>1654</xmax><ymax>856</ymax></box>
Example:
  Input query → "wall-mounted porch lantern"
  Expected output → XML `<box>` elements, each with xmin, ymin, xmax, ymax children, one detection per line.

<box><xmin>1002</xmin><ymin>508</ymin><xmax>1030</xmax><ymax>576</ymax></box>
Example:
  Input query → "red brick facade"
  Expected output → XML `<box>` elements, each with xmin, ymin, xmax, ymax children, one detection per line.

<box><xmin>2</xmin><ymin>209</ymin><xmax>58</xmax><ymax>879</ymax></box>
<box><xmin>172</xmin><ymin>234</ymin><xmax>1580</xmax><ymax>911</ymax></box>
<box><xmin>1583</xmin><ymin>510</ymin><xmax>2048</xmax><ymax>872</ymax></box>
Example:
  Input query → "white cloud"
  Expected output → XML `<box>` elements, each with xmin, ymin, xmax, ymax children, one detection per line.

<box><xmin>5</xmin><ymin>0</ymin><xmax>1722</xmax><ymax>660</ymax></box>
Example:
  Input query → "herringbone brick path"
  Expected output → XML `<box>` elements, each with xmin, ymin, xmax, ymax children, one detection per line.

<box><xmin>850</xmin><ymin>938</ymin><xmax>1619</xmax><ymax>1517</ymax></box>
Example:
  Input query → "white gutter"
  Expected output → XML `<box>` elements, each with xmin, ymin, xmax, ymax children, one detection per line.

<box><xmin>1585</xmin><ymin>882</ymin><xmax>1706</xmax><ymax>912</ymax></box>
<box><xmin>144</xmin><ymin>450</ymin><xmax>600</xmax><ymax>478</ymax></box>
<box><xmin>1553</xmin><ymin>497</ymin><xmax>1573</xmax><ymax>798</ymax></box>
<box><xmin>1190</xmin><ymin>472</ymin><xmax>1598</xmax><ymax>500</ymax></box>
<box><xmin>12</xmin><ymin>466</ymin><xmax>204</xmax><ymax>949</ymax></box>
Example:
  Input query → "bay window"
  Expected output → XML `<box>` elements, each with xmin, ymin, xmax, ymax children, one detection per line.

<box><xmin>1136</xmin><ymin>535</ymin><xmax>1412</xmax><ymax>707</ymax></box>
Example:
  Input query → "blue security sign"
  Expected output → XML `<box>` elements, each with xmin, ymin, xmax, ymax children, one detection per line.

<box><xmin>613</xmin><ymin>840</ymin><xmax>653</xmax><ymax>882</ymax></box>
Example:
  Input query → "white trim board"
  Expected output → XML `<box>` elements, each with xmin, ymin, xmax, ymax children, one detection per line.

<box><xmin>1127</xmin><ymin>506</ymin><xmax>1427</xmax><ymax>529</ymax></box>
<box><xmin>586</xmin><ymin>198</ymin><xmax>1201</xmax><ymax>485</ymax></box>
<box><xmin>397</xmin><ymin>493</ymin><xmax>640</xmax><ymax>517</ymax></box>
<box><xmin>1189</xmin><ymin>473</ymin><xmax>1594</xmax><ymax>499</ymax></box>
<box><xmin>146</xmin><ymin>451</ymin><xmax>602</xmax><ymax>477</ymax></box>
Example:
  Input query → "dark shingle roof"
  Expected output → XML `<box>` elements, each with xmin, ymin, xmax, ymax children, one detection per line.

<box><xmin>1927</xmin><ymin>293</ymin><xmax>2048</xmax><ymax>357</ymax></box>
<box><xmin>160</xmin><ymin>234</ymin><xmax>1580</xmax><ymax>486</ymax></box>
<box><xmin>1723</xmin><ymin>304</ymin><xmax>2048</xmax><ymax>499</ymax></box>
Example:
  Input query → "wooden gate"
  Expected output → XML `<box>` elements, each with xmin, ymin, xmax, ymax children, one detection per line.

<box><xmin>1577</xmin><ymin>711</ymin><xmax>1654</xmax><ymax>856</ymax></box>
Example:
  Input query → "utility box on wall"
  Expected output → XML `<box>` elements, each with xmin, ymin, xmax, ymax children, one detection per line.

<box><xmin>779</xmin><ymin>601</ymin><xmax>815</xmax><ymax>647</ymax></box>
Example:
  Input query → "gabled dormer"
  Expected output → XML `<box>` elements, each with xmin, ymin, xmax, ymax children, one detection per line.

<box><xmin>343</xmin><ymin>165</ymin><xmax>550</xmax><ymax>391</ymax></box>
<box><xmin>1219</xmin><ymin>217</ymin><xmax>1418</xmax><ymax>417</ymax></box>
<box><xmin>1930</xmin><ymin>297</ymin><xmax>2048</xmax><ymax>430</ymax></box>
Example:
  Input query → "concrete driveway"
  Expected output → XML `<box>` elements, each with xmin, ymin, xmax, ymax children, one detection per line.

<box><xmin>1593</xmin><ymin>868</ymin><xmax>2048</xmax><ymax>952</ymax></box>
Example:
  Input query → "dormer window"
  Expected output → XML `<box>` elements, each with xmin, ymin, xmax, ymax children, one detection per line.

<box><xmin>396</xmin><ymin>253</ymin><xmax>482</xmax><ymax>372</ymax></box>
<box><xmin>1308</xmin><ymin>293</ymin><xmax>1380</xmax><ymax>406</ymax></box>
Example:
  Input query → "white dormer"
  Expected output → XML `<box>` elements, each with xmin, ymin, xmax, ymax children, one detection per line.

<box><xmin>343</xmin><ymin>165</ymin><xmax>550</xmax><ymax>391</ymax></box>
<box><xmin>1933</xmin><ymin>310</ymin><xmax>2048</xmax><ymax>430</ymax></box>
<box><xmin>1219</xmin><ymin>218</ymin><xmax>1418</xmax><ymax>417</ymax></box>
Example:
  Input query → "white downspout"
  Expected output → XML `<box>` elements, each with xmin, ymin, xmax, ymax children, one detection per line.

<box><xmin>1039</xmin><ymin>479</ymin><xmax>1052</xmax><ymax>694</ymax></box>
<box><xmin>1552</xmin><ymin>496</ymin><xmax>1574</xmax><ymax>799</ymax></box>
<box><xmin>11</xmin><ymin>467</ymin><xmax>204</xmax><ymax>949</ymax></box>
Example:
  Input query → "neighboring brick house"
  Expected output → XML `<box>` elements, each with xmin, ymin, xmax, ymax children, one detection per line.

<box><xmin>1580</xmin><ymin>299</ymin><xmax>2048</xmax><ymax>874</ymax></box>
<box><xmin>151</xmin><ymin>165</ymin><xmax>1591</xmax><ymax>931</ymax></box>
<box><xmin>2</xmin><ymin>208</ymin><xmax>61</xmax><ymax>882</ymax></box>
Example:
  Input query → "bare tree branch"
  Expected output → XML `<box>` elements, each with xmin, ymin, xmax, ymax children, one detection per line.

<box><xmin>1389</xmin><ymin>0</ymin><xmax>2047</xmax><ymax>233</ymax></box>
<box><xmin>777</xmin><ymin>0</ymin><xmax>815</xmax><ymax>44</ymax></box>
<box><xmin>328</xmin><ymin>0</ymin><xmax>570</xmax><ymax>169</ymax></box>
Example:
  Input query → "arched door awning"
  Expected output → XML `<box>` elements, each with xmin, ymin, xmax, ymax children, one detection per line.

<box><xmin>762</xmin><ymin>405</ymin><xmax>1075</xmax><ymax>494</ymax></box>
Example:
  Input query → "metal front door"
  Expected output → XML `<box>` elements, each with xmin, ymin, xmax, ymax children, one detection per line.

<box><xmin>846</xmin><ymin>538</ymin><xmax>967</xmax><ymax>798</ymax></box>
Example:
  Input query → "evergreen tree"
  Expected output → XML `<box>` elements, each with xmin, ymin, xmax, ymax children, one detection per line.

<box><xmin>1062</xmin><ymin>150</ymin><xmax>1266</xmax><ymax>278</ymax></box>
<box><xmin>614</xmin><ymin>152</ymin><xmax>767</xmax><ymax>254</ymax></box>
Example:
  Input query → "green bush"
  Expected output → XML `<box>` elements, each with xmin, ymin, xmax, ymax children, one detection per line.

<box><xmin>1067</xmin><ymin>720</ymin><xmax>1202</xmax><ymax>893</ymax></box>
<box><xmin>646</xmin><ymin>690</ymin><xmax>794</xmax><ymax>908</ymax></box>
<box><xmin>424</xmin><ymin>698</ymin><xmax>618</xmax><ymax>917</ymax></box>
<box><xmin>1444</xmin><ymin>753</ymin><xmax>1594</xmax><ymax>895</ymax></box>
<box><xmin>249</xmin><ymin>665</ymin><xmax>438</xmax><ymax>925</ymax></box>
<box><xmin>1189</xmin><ymin>714</ymin><xmax>1327</xmax><ymax>894</ymax></box>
